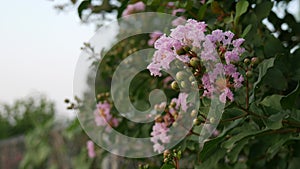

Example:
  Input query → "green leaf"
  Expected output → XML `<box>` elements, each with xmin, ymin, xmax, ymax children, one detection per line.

<box><xmin>227</xmin><ymin>138</ymin><xmax>249</xmax><ymax>163</ymax></box>
<box><xmin>260</xmin><ymin>95</ymin><xmax>283</xmax><ymax>111</ymax></box>
<box><xmin>251</xmin><ymin>58</ymin><xmax>275</xmax><ymax>100</ymax></box>
<box><xmin>198</xmin><ymin>4</ymin><xmax>207</xmax><ymax>20</ymax></box>
<box><xmin>263</xmin><ymin>113</ymin><xmax>284</xmax><ymax>130</ymax></box>
<box><xmin>196</xmin><ymin>148</ymin><xmax>227</xmax><ymax>169</ymax></box>
<box><xmin>234</xmin><ymin>0</ymin><xmax>249</xmax><ymax>24</ymax></box>
<box><xmin>266</xmin><ymin>135</ymin><xmax>291</xmax><ymax>160</ymax></box>
<box><xmin>160</xmin><ymin>163</ymin><xmax>175</xmax><ymax>169</ymax></box>
<box><xmin>241</xmin><ymin>24</ymin><xmax>252</xmax><ymax>38</ymax></box>
<box><xmin>264</xmin><ymin>35</ymin><xmax>285</xmax><ymax>58</ymax></box>
<box><xmin>263</xmin><ymin>68</ymin><xmax>288</xmax><ymax>90</ymax></box>
<box><xmin>288</xmin><ymin>158</ymin><xmax>300</xmax><ymax>169</ymax></box>
<box><xmin>281</xmin><ymin>82</ymin><xmax>300</xmax><ymax>110</ymax></box>
<box><xmin>222</xmin><ymin>123</ymin><xmax>266</xmax><ymax>150</ymax></box>
<box><xmin>254</xmin><ymin>1</ymin><xmax>273</xmax><ymax>21</ymax></box>
<box><xmin>199</xmin><ymin>136</ymin><xmax>226</xmax><ymax>160</ymax></box>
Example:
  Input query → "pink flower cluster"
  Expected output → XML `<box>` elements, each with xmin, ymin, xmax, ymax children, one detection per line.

<box><xmin>150</xmin><ymin>122</ymin><xmax>170</xmax><ymax>153</ymax></box>
<box><xmin>147</xmin><ymin>19</ymin><xmax>245</xmax><ymax>103</ymax></box>
<box><xmin>202</xmin><ymin>30</ymin><xmax>245</xmax><ymax>103</ymax></box>
<box><xmin>122</xmin><ymin>1</ymin><xmax>145</xmax><ymax>16</ymax></box>
<box><xmin>94</xmin><ymin>101</ymin><xmax>119</xmax><ymax>131</ymax></box>
<box><xmin>147</xmin><ymin>19</ymin><xmax>207</xmax><ymax>76</ymax></box>
<box><xmin>150</xmin><ymin>93</ymin><xmax>188</xmax><ymax>153</ymax></box>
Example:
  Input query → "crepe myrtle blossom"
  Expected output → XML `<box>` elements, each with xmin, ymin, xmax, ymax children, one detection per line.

<box><xmin>94</xmin><ymin>101</ymin><xmax>119</xmax><ymax>131</ymax></box>
<box><xmin>147</xmin><ymin>19</ymin><xmax>206</xmax><ymax>76</ymax></box>
<box><xmin>150</xmin><ymin>122</ymin><xmax>171</xmax><ymax>153</ymax></box>
<box><xmin>172</xmin><ymin>16</ymin><xmax>187</xmax><ymax>27</ymax></box>
<box><xmin>150</xmin><ymin>93</ymin><xmax>189</xmax><ymax>153</ymax></box>
<box><xmin>148</xmin><ymin>31</ymin><xmax>163</xmax><ymax>46</ymax></box>
<box><xmin>87</xmin><ymin>140</ymin><xmax>96</xmax><ymax>158</ymax></box>
<box><xmin>122</xmin><ymin>1</ymin><xmax>145</xmax><ymax>16</ymax></box>
<box><xmin>147</xmin><ymin>20</ymin><xmax>245</xmax><ymax>103</ymax></box>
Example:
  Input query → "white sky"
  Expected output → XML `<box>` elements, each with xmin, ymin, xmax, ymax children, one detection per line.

<box><xmin>0</xmin><ymin>0</ymin><xmax>94</xmax><ymax>118</ymax></box>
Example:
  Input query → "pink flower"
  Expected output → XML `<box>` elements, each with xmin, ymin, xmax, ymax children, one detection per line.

<box><xmin>219</xmin><ymin>87</ymin><xmax>234</xmax><ymax>103</ymax></box>
<box><xmin>172</xmin><ymin>93</ymin><xmax>189</xmax><ymax>112</ymax></box>
<box><xmin>150</xmin><ymin>122</ymin><xmax>170</xmax><ymax>153</ymax></box>
<box><xmin>148</xmin><ymin>31</ymin><xmax>163</xmax><ymax>46</ymax></box>
<box><xmin>172</xmin><ymin>8</ymin><xmax>185</xmax><ymax>16</ymax></box>
<box><xmin>122</xmin><ymin>1</ymin><xmax>145</xmax><ymax>16</ymax></box>
<box><xmin>87</xmin><ymin>140</ymin><xmax>96</xmax><ymax>158</ymax></box>
<box><xmin>171</xmin><ymin>16</ymin><xmax>187</xmax><ymax>26</ymax></box>
<box><xmin>94</xmin><ymin>101</ymin><xmax>119</xmax><ymax>130</ymax></box>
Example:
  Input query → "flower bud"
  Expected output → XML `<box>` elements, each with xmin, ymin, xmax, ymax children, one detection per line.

<box><xmin>189</xmin><ymin>57</ymin><xmax>200</xmax><ymax>67</ymax></box>
<box><xmin>189</xmin><ymin>75</ymin><xmax>195</xmax><ymax>82</ymax></box>
<box><xmin>209</xmin><ymin>117</ymin><xmax>216</xmax><ymax>124</ymax></box>
<box><xmin>193</xmin><ymin>118</ymin><xmax>201</xmax><ymax>125</ymax></box>
<box><xmin>163</xmin><ymin>150</ymin><xmax>170</xmax><ymax>158</ymax></box>
<box><xmin>190</xmin><ymin>109</ymin><xmax>197</xmax><ymax>117</ymax></box>
<box><xmin>176</xmin><ymin>48</ymin><xmax>186</xmax><ymax>55</ymax></box>
<box><xmin>171</xmin><ymin>81</ymin><xmax>179</xmax><ymax>90</ymax></box>
<box><xmin>251</xmin><ymin>57</ymin><xmax>259</xmax><ymax>65</ymax></box>
<box><xmin>246</xmin><ymin>70</ymin><xmax>253</xmax><ymax>77</ymax></box>
<box><xmin>180</xmin><ymin>81</ymin><xmax>188</xmax><ymax>88</ymax></box>
<box><xmin>155</xmin><ymin>115</ymin><xmax>163</xmax><ymax>123</ymax></box>
<box><xmin>244</xmin><ymin>58</ymin><xmax>250</xmax><ymax>65</ymax></box>
<box><xmin>172</xmin><ymin>121</ymin><xmax>178</xmax><ymax>127</ymax></box>
<box><xmin>176</xmin><ymin>71</ymin><xmax>186</xmax><ymax>81</ymax></box>
<box><xmin>191</xmin><ymin>81</ymin><xmax>198</xmax><ymax>88</ymax></box>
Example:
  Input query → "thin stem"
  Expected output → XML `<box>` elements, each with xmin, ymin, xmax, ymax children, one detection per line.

<box><xmin>245</xmin><ymin>70</ymin><xmax>249</xmax><ymax>110</ymax></box>
<box><xmin>174</xmin><ymin>157</ymin><xmax>180</xmax><ymax>169</ymax></box>
<box><xmin>220</xmin><ymin>112</ymin><xmax>248</xmax><ymax>123</ymax></box>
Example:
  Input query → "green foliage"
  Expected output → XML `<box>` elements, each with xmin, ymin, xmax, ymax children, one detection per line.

<box><xmin>47</xmin><ymin>0</ymin><xmax>300</xmax><ymax>168</ymax></box>
<box><xmin>0</xmin><ymin>95</ymin><xmax>55</xmax><ymax>139</ymax></box>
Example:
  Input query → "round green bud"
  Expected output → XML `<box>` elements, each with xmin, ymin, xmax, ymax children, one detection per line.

<box><xmin>251</xmin><ymin>57</ymin><xmax>259</xmax><ymax>65</ymax></box>
<box><xmin>171</xmin><ymin>81</ymin><xmax>179</xmax><ymax>90</ymax></box>
<box><xmin>190</xmin><ymin>57</ymin><xmax>200</xmax><ymax>67</ymax></box>
<box><xmin>246</xmin><ymin>70</ymin><xmax>253</xmax><ymax>77</ymax></box>
<box><xmin>180</xmin><ymin>81</ymin><xmax>188</xmax><ymax>88</ymax></box>
<box><xmin>244</xmin><ymin>58</ymin><xmax>250</xmax><ymax>65</ymax></box>
<box><xmin>176</xmin><ymin>71</ymin><xmax>186</xmax><ymax>81</ymax></box>
<box><xmin>189</xmin><ymin>75</ymin><xmax>195</xmax><ymax>82</ymax></box>
<box><xmin>193</xmin><ymin>118</ymin><xmax>201</xmax><ymax>125</ymax></box>
<box><xmin>190</xmin><ymin>109</ymin><xmax>197</xmax><ymax>117</ymax></box>
<box><xmin>172</xmin><ymin>122</ymin><xmax>178</xmax><ymax>127</ymax></box>
<box><xmin>209</xmin><ymin>117</ymin><xmax>216</xmax><ymax>124</ymax></box>
<box><xmin>191</xmin><ymin>81</ymin><xmax>198</xmax><ymax>88</ymax></box>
